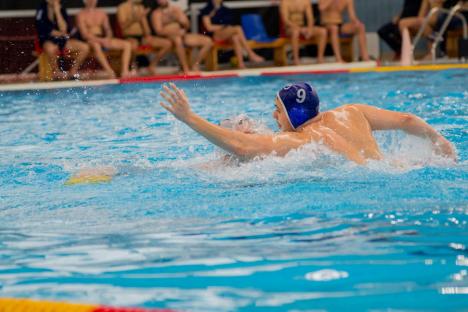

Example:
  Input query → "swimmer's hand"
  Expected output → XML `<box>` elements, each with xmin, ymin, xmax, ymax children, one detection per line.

<box><xmin>160</xmin><ymin>83</ymin><xmax>193</xmax><ymax>122</ymax></box>
<box><xmin>434</xmin><ymin>135</ymin><xmax>457</xmax><ymax>161</ymax></box>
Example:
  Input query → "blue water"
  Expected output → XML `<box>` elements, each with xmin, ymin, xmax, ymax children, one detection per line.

<box><xmin>0</xmin><ymin>70</ymin><xmax>467</xmax><ymax>311</ymax></box>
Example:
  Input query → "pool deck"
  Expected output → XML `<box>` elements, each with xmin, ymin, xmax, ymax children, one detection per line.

<box><xmin>0</xmin><ymin>61</ymin><xmax>467</xmax><ymax>92</ymax></box>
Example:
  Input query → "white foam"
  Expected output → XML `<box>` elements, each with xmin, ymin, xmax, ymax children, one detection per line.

<box><xmin>305</xmin><ymin>269</ymin><xmax>349</xmax><ymax>281</ymax></box>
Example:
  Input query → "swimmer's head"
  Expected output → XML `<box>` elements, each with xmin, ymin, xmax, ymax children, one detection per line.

<box><xmin>275</xmin><ymin>82</ymin><xmax>319</xmax><ymax>131</ymax></box>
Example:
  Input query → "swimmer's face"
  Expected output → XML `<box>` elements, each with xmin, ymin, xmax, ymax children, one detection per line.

<box><xmin>273</xmin><ymin>97</ymin><xmax>293</xmax><ymax>132</ymax></box>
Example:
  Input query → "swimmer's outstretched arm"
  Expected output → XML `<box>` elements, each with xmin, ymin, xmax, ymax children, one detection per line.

<box><xmin>352</xmin><ymin>104</ymin><xmax>457</xmax><ymax>160</ymax></box>
<box><xmin>160</xmin><ymin>83</ymin><xmax>309</xmax><ymax>158</ymax></box>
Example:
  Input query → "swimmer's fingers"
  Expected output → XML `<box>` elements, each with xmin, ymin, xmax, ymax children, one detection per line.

<box><xmin>169</xmin><ymin>83</ymin><xmax>189</xmax><ymax>104</ymax></box>
<box><xmin>162</xmin><ymin>84</ymin><xmax>178</xmax><ymax>101</ymax></box>
<box><xmin>160</xmin><ymin>102</ymin><xmax>174</xmax><ymax>114</ymax></box>
<box><xmin>160</xmin><ymin>91</ymin><xmax>176</xmax><ymax>106</ymax></box>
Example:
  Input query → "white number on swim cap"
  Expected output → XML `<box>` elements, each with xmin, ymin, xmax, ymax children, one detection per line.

<box><xmin>296</xmin><ymin>89</ymin><xmax>306</xmax><ymax>103</ymax></box>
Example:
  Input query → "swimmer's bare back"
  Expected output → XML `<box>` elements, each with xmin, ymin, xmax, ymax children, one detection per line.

<box><xmin>159</xmin><ymin>83</ymin><xmax>456</xmax><ymax>164</ymax></box>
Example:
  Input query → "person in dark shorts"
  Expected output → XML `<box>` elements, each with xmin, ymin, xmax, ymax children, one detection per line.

<box><xmin>201</xmin><ymin>0</ymin><xmax>264</xmax><ymax>69</ymax></box>
<box><xmin>318</xmin><ymin>0</ymin><xmax>370</xmax><ymax>63</ymax></box>
<box><xmin>35</xmin><ymin>0</ymin><xmax>90</xmax><ymax>80</ymax></box>
<box><xmin>377</xmin><ymin>0</ymin><xmax>423</xmax><ymax>60</ymax></box>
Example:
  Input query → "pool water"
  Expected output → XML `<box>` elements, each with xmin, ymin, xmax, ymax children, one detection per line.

<box><xmin>0</xmin><ymin>70</ymin><xmax>467</xmax><ymax>311</ymax></box>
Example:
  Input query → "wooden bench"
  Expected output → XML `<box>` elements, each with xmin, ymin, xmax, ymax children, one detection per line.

<box><xmin>205</xmin><ymin>38</ymin><xmax>287</xmax><ymax>71</ymax></box>
<box><xmin>204</xmin><ymin>35</ymin><xmax>354</xmax><ymax>71</ymax></box>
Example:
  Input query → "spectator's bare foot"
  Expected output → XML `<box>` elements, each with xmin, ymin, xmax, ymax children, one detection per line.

<box><xmin>293</xmin><ymin>59</ymin><xmax>300</xmax><ymax>66</ymax></box>
<box><xmin>105</xmin><ymin>70</ymin><xmax>117</xmax><ymax>79</ymax></box>
<box><xmin>250</xmin><ymin>54</ymin><xmax>265</xmax><ymax>63</ymax></box>
<box><xmin>191</xmin><ymin>63</ymin><xmax>201</xmax><ymax>73</ymax></box>
<box><xmin>148</xmin><ymin>66</ymin><xmax>158</xmax><ymax>76</ymax></box>
<box><xmin>53</xmin><ymin>71</ymin><xmax>68</xmax><ymax>81</ymax></box>
<box><xmin>238</xmin><ymin>63</ymin><xmax>247</xmax><ymax>69</ymax></box>
<box><xmin>316</xmin><ymin>58</ymin><xmax>325</xmax><ymax>64</ymax></box>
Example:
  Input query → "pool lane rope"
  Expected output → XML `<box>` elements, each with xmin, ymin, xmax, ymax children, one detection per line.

<box><xmin>0</xmin><ymin>298</ymin><xmax>176</xmax><ymax>312</ymax></box>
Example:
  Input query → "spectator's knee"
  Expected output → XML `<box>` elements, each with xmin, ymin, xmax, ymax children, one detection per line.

<box><xmin>173</xmin><ymin>36</ymin><xmax>183</xmax><ymax>46</ymax></box>
<box><xmin>44</xmin><ymin>44</ymin><xmax>58</xmax><ymax>56</ymax></box>
<box><xmin>358</xmin><ymin>22</ymin><xmax>366</xmax><ymax>33</ymax></box>
<box><xmin>124</xmin><ymin>41</ymin><xmax>132</xmax><ymax>51</ymax></box>
<box><xmin>164</xmin><ymin>40</ymin><xmax>172</xmax><ymax>49</ymax></box>
<box><xmin>90</xmin><ymin>42</ymin><xmax>101</xmax><ymax>51</ymax></box>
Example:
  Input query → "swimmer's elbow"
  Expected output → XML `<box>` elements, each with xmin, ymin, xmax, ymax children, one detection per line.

<box><xmin>401</xmin><ymin>113</ymin><xmax>417</xmax><ymax>126</ymax></box>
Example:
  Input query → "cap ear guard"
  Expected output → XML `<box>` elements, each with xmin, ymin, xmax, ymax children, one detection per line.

<box><xmin>277</xmin><ymin>82</ymin><xmax>320</xmax><ymax>130</ymax></box>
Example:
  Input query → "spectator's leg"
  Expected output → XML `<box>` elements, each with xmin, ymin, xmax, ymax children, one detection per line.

<box><xmin>213</xmin><ymin>26</ymin><xmax>245</xmax><ymax>68</ymax></box>
<box><xmin>171</xmin><ymin>36</ymin><xmax>190</xmax><ymax>75</ymax></box>
<box><xmin>378</xmin><ymin>22</ymin><xmax>401</xmax><ymax>57</ymax></box>
<box><xmin>145</xmin><ymin>36</ymin><xmax>172</xmax><ymax>74</ymax></box>
<box><xmin>327</xmin><ymin>24</ymin><xmax>344</xmax><ymax>63</ymax></box>
<box><xmin>232</xmin><ymin>34</ymin><xmax>246</xmax><ymax>68</ymax></box>
<box><xmin>342</xmin><ymin>21</ymin><xmax>370</xmax><ymax>61</ymax></box>
<box><xmin>290</xmin><ymin>27</ymin><xmax>301</xmax><ymax>65</ymax></box>
<box><xmin>42</xmin><ymin>41</ymin><xmax>62</xmax><ymax>80</ymax></box>
<box><xmin>66</xmin><ymin>39</ymin><xmax>90</xmax><ymax>78</ymax></box>
<box><xmin>90</xmin><ymin>42</ymin><xmax>116</xmax><ymax>78</ymax></box>
<box><xmin>104</xmin><ymin>39</ymin><xmax>132</xmax><ymax>77</ymax></box>
<box><xmin>184</xmin><ymin>34</ymin><xmax>213</xmax><ymax>72</ymax></box>
<box><xmin>233</xmin><ymin>26</ymin><xmax>264</xmax><ymax>63</ymax></box>
<box><xmin>311</xmin><ymin>27</ymin><xmax>327</xmax><ymax>63</ymax></box>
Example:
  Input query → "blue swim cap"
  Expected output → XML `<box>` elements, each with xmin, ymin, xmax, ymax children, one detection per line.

<box><xmin>277</xmin><ymin>82</ymin><xmax>319</xmax><ymax>129</ymax></box>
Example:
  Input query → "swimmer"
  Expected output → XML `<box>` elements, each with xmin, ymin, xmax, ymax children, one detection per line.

<box><xmin>160</xmin><ymin>82</ymin><xmax>456</xmax><ymax>165</ymax></box>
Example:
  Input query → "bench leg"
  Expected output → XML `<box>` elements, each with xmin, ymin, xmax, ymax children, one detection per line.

<box><xmin>274</xmin><ymin>46</ymin><xmax>287</xmax><ymax>66</ymax></box>
<box><xmin>341</xmin><ymin>39</ymin><xmax>354</xmax><ymax>62</ymax></box>
<box><xmin>38</xmin><ymin>53</ymin><xmax>53</xmax><ymax>81</ymax></box>
<box><xmin>205</xmin><ymin>47</ymin><xmax>219</xmax><ymax>71</ymax></box>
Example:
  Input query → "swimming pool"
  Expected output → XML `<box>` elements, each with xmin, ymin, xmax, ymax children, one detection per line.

<box><xmin>0</xmin><ymin>70</ymin><xmax>467</xmax><ymax>311</ymax></box>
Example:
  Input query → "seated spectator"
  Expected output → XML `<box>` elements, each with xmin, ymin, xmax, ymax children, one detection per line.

<box><xmin>77</xmin><ymin>0</ymin><xmax>132</xmax><ymax>78</ymax></box>
<box><xmin>151</xmin><ymin>0</ymin><xmax>213</xmax><ymax>74</ymax></box>
<box><xmin>280</xmin><ymin>0</ymin><xmax>327</xmax><ymax>65</ymax></box>
<box><xmin>398</xmin><ymin>0</ymin><xmax>444</xmax><ymax>60</ymax></box>
<box><xmin>377</xmin><ymin>0</ymin><xmax>423</xmax><ymax>60</ymax></box>
<box><xmin>35</xmin><ymin>0</ymin><xmax>90</xmax><ymax>80</ymax></box>
<box><xmin>117</xmin><ymin>0</ymin><xmax>172</xmax><ymax>75</ymax></box>
<box><xmin>201</xmin><ymin>0</ymin><xmax>264</xmax><ymax>69</ymax></box>
<box><xmin>319</xmin><ymin>0</ymin><xmax>370</xmax><ymax>62</ymax></box>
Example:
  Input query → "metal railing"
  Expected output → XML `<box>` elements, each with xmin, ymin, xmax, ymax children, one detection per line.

<box><xmin>411</xmin><ymin>1</ymin><xmax>467</xmax><ymax>62</ymax></box>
